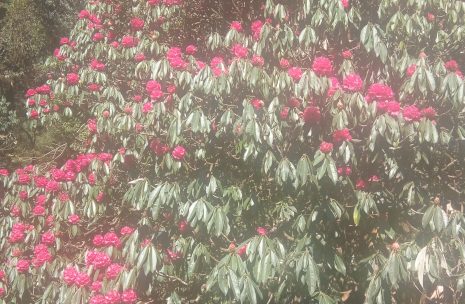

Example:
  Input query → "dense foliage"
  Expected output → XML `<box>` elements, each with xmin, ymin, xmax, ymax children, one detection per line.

<box><xmin>1</xmin><ymin>0</ymin><xmax>465</xmax><ymax>303</ymax></box>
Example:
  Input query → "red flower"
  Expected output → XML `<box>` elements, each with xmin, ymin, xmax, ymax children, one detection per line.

<box><xmin>90</xmin><ymin>59</ymin><xmax>105</xmax><ymax>71</ymax></box>
<box><xmin>150</xmin><ymin>139</ymin><xmax>170</xmax><ymax>156</ymax></box>
<box><xmin>319</xmin><ymin>141</ymin><xmax>333</xmax><ymax>153</ymax></box>
<box><xmin>178</xmin><ymin>219</ymin><xmax>188</xmax><ymax>233</ymax></box>
<box><xmin>342</xmin><ymin>50</ymin><xmax>352</xmax><ymax>59</ymax></box>
<box><xmin>75</xmin><ymin>272</ymin><xmax>91</xmax><ymax>287</ymax></box>
<box><xmin>63</xmin><ymin>266</ymin><xmax>77</xmax><ymax>285</ymax></box>
<box><xmin>134</xmin><ymin>53</ymin><xmax>145</xmax><ymax>62</ymax></box>
<box><xmin>251</xmin><ymin>55</ymin><xmax>264</xmax><ymax>66</ymax></box>
<box><xmin>356</xmin><ymin>179</ymin><xmax>367</xmax><ymax>190</ymax></box>
<box><xmin>256</xmin><ymin>227</ymin><xmax>267</xmax><ymax>236</ymax></box>
<box><xmin>332</xmin><ymin>128</ymin><xmax>352</xmax><ymax>143</ymax></box>
<box><xmin>172</xmin><ymin>146</ymin><xmax>186</xmax><ymax>160</ymax></box>
<box><xmin>288</xmin><ymin>67</ymin><xmax>303</xmax><ymax>81</ymax></box>
<box><xmin>445</xmin><ymin>60</ymin><xmax>458</xmax><ymax>72</ymax></box>
<box><xmin>120</xmin><ymin>226</ymin><xmax>134</xmax><ymax>236</ymax></box>
<box><xmin>231</xmin><ymin>44</ymin><xmax>248</xmax><ymax>59</ymax></box>
<box><xmin>68</xmin><ymin>214</ymin><xmax>80</xmax><ymax>224</ymax></box>
<box><xmin>343</xmin><ymin>74</ymin><xmax>363</xmax><ymax>92</ymax></box>
<box><xmin>366</xmin><ymin>83</ymin><xmax>394</xmax><ymax>103</ymax></box>
<box><xmin>287</xmin><ymin>97</ymin><xmax>300</xmax><ymax>108</ymax></box>
<box><xmin>237</xmin><ymin>244</ymin><xmax>247</xmax><ymax>256</ymax></box>
<box><xmin>421</xmin><ymin>107</ymin><xmax>437</xmax><ymax>120</ymax></box>
<box><xmin>327</xmin><ymin>77</ymin><xmax>341</xmax><ymax>97</ymax></box>
<box><xmin>406</xmin><ymin>64</ymin><xmax>416</xmax><ymax>77</ymax></box>
<box><xmin>130</xmin><ymin>17</ymin><xmax>145</xmax><ymax>30</ymax></box>
<box><xmin>279</xmin><ymin>107</ymin><xmax>289</xmax><ymax>120</ymax></box>
<box><xmin>230</xmin><ymin>21</ymin><xmax>242</xmax><ymax>32</ymax></box>
<box><xmin>403</xmin><ymin>105</ymin><xmax>422</xmax><ymax>122</ymax></box>
<box><xmin>41</xmin><ymin>231</ymin><xmax>55</xmax><ymax>245</ymax></box>
<box><xmin>251</xmin><ymin>98</ymin><xmax>264</xmax><ymax>110</ymax></box>
<box><xmin>121</xmin><ymin>35</ymin><xmax>138</xmax><ymax>48</ymax></box>
<box><xmin>280</xmin><ymin>58</ymin><xmax>290</xmax><ymax>69</ymax></box>
<box><xmin>341</xmin><ymin>0</ymin><xmax>350</xmax><ymax>9</ymax></box>
<box><xmin>16</xmin><ymin>260</ymin><xmax>30</xmax><ymax>273</ymax></box>
<box><xmin>121</xmin><ymin>289</ymin><xmax>138</xmax><ymax>304</ymax></box>
<box><xmin>302</xmin><ymin>106</ymin><xmax>321</xmax><ymax>124</ymax></box>
<box><xmin>185</xmin><ymin>45</ymin><xmax>197</xmax><ymax>55</ymax></box>
<box><xmin>312</xmin><ymin>56</ymin><xmax>333</xmax><ymax>76</ymax></box>
<box><xmin>251</xmin><ymin>20</ymin><xmax>263</xmax><ymax>40</ymax></box>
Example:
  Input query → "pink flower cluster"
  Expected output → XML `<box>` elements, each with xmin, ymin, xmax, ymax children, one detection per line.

<box><xmin>146</xmin><ymin>80</ymin><xmax>164</xmax><ymax>101</ymax></box>
<box><xmin>92</xmin><ymin>232</ymin><xmax>122</xmax><ymax>248</ymax></box>
<box><xmin>167</xmin><ymin>47</ymin><xmax>188</xmax><ymax>70</ymax></box>
<box><xmin>89</xmin><ymin>289</ymin><xmax>137</xmax><ymax>304</ymax></box>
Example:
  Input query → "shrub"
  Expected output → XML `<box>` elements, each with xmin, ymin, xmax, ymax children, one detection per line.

<box><xmin>1</xmin><ymin>0</ymin><xmax>465</xmax><ymax>303</ymax></box>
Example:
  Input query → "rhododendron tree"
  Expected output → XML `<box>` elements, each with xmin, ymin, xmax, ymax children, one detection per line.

<box><xmin>1</xmin><ymin>0</ymin><xmax>465</xmax><ymax>303</ymax></box>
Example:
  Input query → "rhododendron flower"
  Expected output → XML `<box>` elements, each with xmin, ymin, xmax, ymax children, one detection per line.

<box><xmin>26</xmin><ymin>88</ymin><xmax>36</xmax><ymax>97</ymax></box>
<box><xmin>342</xmin><ymin>50</ymin><xmax>352</xmax><ymax>59</ymax></box>
<box><xmin>327</xmin><ymin>77</ymin><xmax>341</xmax><ymax>97</ymax></box>
<box><xmin>185</xmin><ymin>44</ymin><xmax>197</xmax><ymax>55</ymax></box>
<box><xmin>406</xmin><ymin>64</ymin><xmax>416</xmax><ymax>77</ymax></box>
<box><xmin>333</xmin><ymin>128</ymin><xmax>352</xmax><ymax>143</ymax></box>
<box><xmin>59</xmin><ymin>37</ymin><xmax>69</xmax><ymax>45</ymax></box>
<box><xmin>120</xmin><ymin>226</ymin><xmax>134</xmax><ymax>235</ymax></box>
<box><xmin>356</xmin><ymin>179</ymin><xmax>367</xmax><ymax>190</ymax></box>
<box><xmin>134</xmin><ymin>53</ymin><xmax>146</xmax><ymax>62</ymax></box>
<box><xmin>121</xmin><ymin>289</ymin><xmax>138</xmax><ymax>304</ymax></box>
<box><xmin>150</xmin><ymin>139</ymin><xmax>170</xmax><ymax>156</ymax></box>
<box><xmin>92</xmin><ymin>32</ymin><xmax>104</xmax><ymax>42</ymax></box>
<box><xmin>377</xmin><ymin>101</ymin><xmax>401</xmax><ymax>115</ymax></box>
<box><xmin>251</xmin><ymin>55</ymin><xmax>264</xmax><ymax>66</ymax></box>
<box><xmin>33</xmin><ymin>204</ymin><xmax>46</xmax><ymax>216</ymax></box>
<box><xmin>302</xmin><ymin>106</ymin><xmax>321</xmax><ymax>124</ymax></box>
<box><xmin>104</xmin><ymin>232</ymin><xmax>122</xmax><ymax>247</ymax></box>
<box><xmin>320</xmin><ymin>141</ymin><xmax>334</xmax><ymax>153</ymax></box>
<box><xmin>63</xmin><ymin>267</ymin><xmax>77</xmax><ymax>285</ymax></box>
<box><xmin>445</xmin><ymin>60</ymin><xmax>458</xmax><ymax>72</ymax></box>
<box><xmin>251</xmin><ymin>20</ymin><xmax>263</xmax><ymax>40</ymax></box>
<box><xmin>19</xmin><ymin>191</ymin><xmax>28</xmax><ymax>201</ymax></box>
<box><xmin>172</xmin><ymin>145</ymin><xmax>186</xmax><ymax>160</ymax></box>
<box><xmin>312</xmin><ymin>56</ymin><xmax>333</xmax><ymax>76</ymax></box>
<box><xmin>280</xmin><ymin>107</ymin><xmax>290</xmax><ymax>120</ymax></box>
<box><xmin>341</xmin><ymin>0</ymin><xmax>350</xmax><ymax>9</ymax></box>
<box><xmin>88</xmin><ymin>83</ymin><xmax>101</xmax><ymax>92</ymax></box>
<box><xmin>91</xmin><ymin>281</ymin><xmax>102</xmax><ymax>292</ymax></box>
<box><xmin>288</xmin><ymin>67</ymin><xmax>303</xmax><ymax>81</ymax></box>
<box><xmin>30</xmin><ymin>110</ymin><xmax>39</xmax><ymax>119</ymax></box>
<box><xmin>46</xmin><ymin>180</ymin><xmax>60</xmax><ymax>192</ymax></box>
<box><xmin>251</xmin><ymin>98</ymin><xmax>264</xmax><ymax>110</ymax></box>
<box><xmin>143</xmin><ymin>102</ymin><xmax>153</xmax><ymax>113</ymax></box>
<box><xmin>36</xmin><ymin>84</ymin><xmax>51</xmax><ymax>95</ymax></box>
<box><xmin>121</xmin><ymin>35</ymin><xmax>138</xmax><ymax>48</ymax></box>
<box><xmin>17</xmin><ymin>174</ymin><xmax>31</xmax><ymax>185</ymax></box>
<box><xmin>231</xmin><ymin>44</ymin><xmax>248</xmax><ymax>59</ymax></box>
<box><xmin>41</xmin><ymin>231</ymin><xmax>55</xmax><ymax>245</ymax></box>
<box><xmin>89</xmin><ymin>295</ymin><xmax>107</xmax><ymax>304</ymax></box>
<box><xmin>74</xmin><ymin>272</ymin><xmax>91</xmax><ymax>287</ymax></box>
<box><xmin>237</xmin><ymin>244</ymin><xmax>247</xmax><ymax>256</ymax></box>
<box><xmin>130</xmin><ymin>17</ymin><xmax>145</xmax><ymax>30</ymax></box>
<box><xmin>210</xmin><ymin>56</ymin><xmax>227</xmax><ymax>76</ymax></box>
<box><xmin>68</xmin><ymin>214</ymin><xmax>80</xmax><ymax>224</ymax></box>
<box><xmin>106</xmin><ymin>263</ymin><xmax>123</xmax><ymax>280</ymax></box>
<box><xmin>403</xmin><ymin>105</ymin><xmax>422</xmax><ymax>122</ymax></box>
<box><xmin>167</xmin><ymin>249</ymin><xmax>182</xmax><ymax>262</ymax></box>
<box><xmin>178</xmin><ymin>219</ymin><xmax>188</xmax><ymax>233</ymax></box>
<box><xmin>86</xmin><ymin>251</ymin><xmax>111</xmax><ymax>269</ymax></box>
<box><xmin>256</xmin><ymin>227</ymin><xmax>267</xmax><ymax>236</ymax></box>
<box><xmin>16</xmin><ymin>260</ymin><xmax>30</xmax><ymax>273</ymax></box>
<box><xmin>369</xmin><ymin>175</ymin><xmax>381</xmax><ymax>182</ymax></box>
<box><xmin>230</xmin><ymin>21</ymin><xmax>242</xmax><ymax>32</ymax></box>
<box><xmin>366</xmin><ymin>83</ymin><xmax>394</xmax><ymax>102</ymax></box>
<box><xmin>90</xmin><ymin>59</ymin><xmax>105</xmax><ymax>71</ymax></box>
<box><xmin>93</xmin><ymin>234</ymin><xmax>104</xmax><ymax>247</ymax></box>
<box><xmin>343</xmin><ymin>74</ymin><xmax>363</xmax><ymax>92</ymax></box>
<box><xmin>421</xmin><ymin>107</ymin><xmax>437</xmax><ymax>119</ymax></box>
<box><xmin>280</xmin><ymin>58</ymin><xmax>290</xmax><ymax>69</ymax></box>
